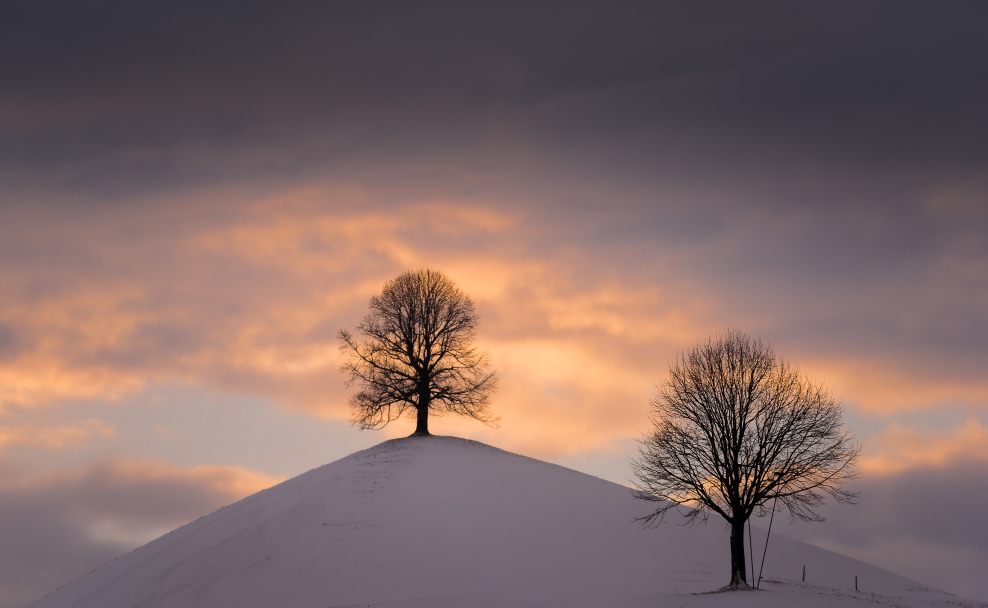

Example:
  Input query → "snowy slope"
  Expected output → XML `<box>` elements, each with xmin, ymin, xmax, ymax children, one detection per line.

<box><xmin>31</xmin><ymin>436</ymin><xmax>983</xmax><ymax>608</ymax></box>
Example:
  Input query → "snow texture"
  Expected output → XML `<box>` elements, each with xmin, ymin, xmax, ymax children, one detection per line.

<box><xmin>30</xmin><ymin>436</ymin><xmax>986</xmax><ymax>608</ymax></box>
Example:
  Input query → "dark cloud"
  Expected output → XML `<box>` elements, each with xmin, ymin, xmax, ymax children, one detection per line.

<box><xmin>4</xmin><ymin>2</ymin><xmax>986</xmax><ymax>344</ymax></box>
<box><xmin>0</xmin><ymin>459</ymin><xmax>270</xmax><ymax>608</ymax></box>
<box><xmin>2</xmin><ymin>1</ymin><xmax>987</xmax><ymax>198</ymax></box>
<box><xmin>824</xmin><ymin>462</ymin><xmax>988</xmax><ymax>553</ymax></box>
<box><xmin>783</xmin><ymin>460</ymin><xmax>988</xmax><ymax>601</ymax></box>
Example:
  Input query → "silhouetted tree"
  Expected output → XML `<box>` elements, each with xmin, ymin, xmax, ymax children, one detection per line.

<box><xmin>631</xmin><ymin>330</ymin><xmax>859</xmax><ymax>589</ymax></box>
<box><xmin>338</xmin><ymin>269</ymin><xmax>499</xmax><ymax>436</ymax></box>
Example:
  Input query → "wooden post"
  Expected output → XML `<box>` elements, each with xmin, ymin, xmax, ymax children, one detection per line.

<box><xmin>802</xmin><ymin>565</ymin><xmax>805</xmax><ymax>582</ymax></box>
<box><xmin>855</xmin><ymin>576</ymin><xmax>858</xmax><ymax>591</ymax></box>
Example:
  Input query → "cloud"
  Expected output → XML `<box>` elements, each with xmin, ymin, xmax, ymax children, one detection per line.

<box><xmin>2</xmin><ymin>1</ymin><xmax>986</xmax><ymax>213</ymax></box>
<box><xmin>792</xmin><ymin>358</ymin><xmax>988</xmax><ymax>415</ymax></box>
<box><xmin>3</xmin><ymin>1</ymin><xmax>987</xmax><ymax>434</ymax></box>
<box><xmin>0</xmin><ymin>192</ymin><xmax>724</xmax><ymax>454</ymax></box>
<box><xmin>0</xmin><ymin>458</ymin><xmax>279</xmax><ymax>608</ymax></box>
<box><xmin>859</xmin><ymin>418</ymin><xmax>988</xmax><ymax>475</ymax></box>
<box><xmin>0</xmin><ymin>418</ymin><xmax>114</xmax><ymax>451</ymax></box>
<box><xmin>2</xmin><ymin>187</ymin><xmax>988</xmax><ymax>460</ymax></box>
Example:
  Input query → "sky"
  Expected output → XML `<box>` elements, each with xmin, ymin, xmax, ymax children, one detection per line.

<box><xmin>1</xmin><ymin>1</ymin><xmax>987</xmax><ymax>605</ymax></box>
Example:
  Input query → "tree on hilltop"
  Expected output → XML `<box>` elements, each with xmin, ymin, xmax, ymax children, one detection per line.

<box><xmin>631</xmin><ymin>330</ymin><xmax>860</xmax><ymax>589</ymax></box>
<box><xmin>338</xmin><ymin>268</ymin><xmax>499</xmax><ymax>436</ymax></box>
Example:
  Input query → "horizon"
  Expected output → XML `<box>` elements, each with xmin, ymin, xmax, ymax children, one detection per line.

<box><xmin>2</xmin><ymin>2</ymin><xmax>987</xmax><ymax>605</ymax></box>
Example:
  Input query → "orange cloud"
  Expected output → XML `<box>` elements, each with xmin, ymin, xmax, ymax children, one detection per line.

<box><xmin>0</xmin><ymin>192</ymin><xmax>700</xmax><ymax>416</ymax></box>
<box><xmin>0</xmin><ymin>359</ymin><xmax>145</xmax><ymax>409</ymax></box>
<box><xmin>190</xmin><ymin>190</ymin><xmax>519</xmax><ymax>277</ymax></box>
<box><xmin>859</xmin><ymin>418</ymin><xmax>988</xmax><ymax>475</ymax></box>
<box><xmin>3</xmin><ymin>188</ymin><xmax>987</xmax><ymax>466</ymax></box>
<box><xmin>0</xmin><ymin>191</ymin><xmax>535</xmax><ymax>411</ymax></box>
<box><xmin>0</xmin><ymin>418</ymin><xmax>115</xmax><ymax>451</ymax></box>
<box><xmin>797</xmin><ymin>358</ymin><xmax>988</xmax><ymax>414</ymax></box>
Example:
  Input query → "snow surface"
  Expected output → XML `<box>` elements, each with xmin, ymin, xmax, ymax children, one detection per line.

<box><xmin>30</xmin><ymin>436</ymin><xmax>985</xmax><ymax>608</ymax></box>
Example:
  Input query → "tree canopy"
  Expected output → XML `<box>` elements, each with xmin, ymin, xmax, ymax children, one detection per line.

<box><xmin>631</xmin><ymin>330</ymin><xmax>859</xmax><ymax>588</ymax></box>
<box><xmin>338</xmin><ymin>269</ymin><xmax>499</xmax><ymax>436</ymax></box>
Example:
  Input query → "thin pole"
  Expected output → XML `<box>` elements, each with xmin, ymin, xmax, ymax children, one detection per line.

<box><xmin>756</xmin><ymin>496</ymin><xmax>778</xmax><ymax>589</ymax></box>
<box><xmin>748</xmin><ymin>518</ymin><xmax>755</xmax><ymax>587</ymax></box>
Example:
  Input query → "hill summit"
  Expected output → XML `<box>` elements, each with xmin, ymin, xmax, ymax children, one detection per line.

<box><xmin>31</xmin><ymin>436</ymin><xmax>975</xmax><ymax>608</ymax></box>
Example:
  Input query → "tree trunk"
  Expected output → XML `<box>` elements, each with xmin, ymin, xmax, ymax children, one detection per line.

<box><xmin>412</xmin><ymin>403</ymin><xmax>430</xmax><ymax>436</ymax></box>
<box><xmin>728</xmin><ymin>518</ymin><xmax>749</xmax><ymax>588</ymax></box>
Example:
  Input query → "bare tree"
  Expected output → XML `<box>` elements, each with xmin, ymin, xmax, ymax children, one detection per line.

<box><xmin>631</xmin><ymin>330</ymin><xmax>859</xmax><ymax>589</ymax></box>
<box><xmin>338</xmin><ymin>269</ymin><xmax>499</xmax><ymax>436</ymax></box>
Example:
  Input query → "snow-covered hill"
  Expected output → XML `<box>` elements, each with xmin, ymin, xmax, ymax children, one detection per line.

<box><xmin>30</xmin><ymin>436</ymin><xmax>983</xmax><ymax>608</ymax></box>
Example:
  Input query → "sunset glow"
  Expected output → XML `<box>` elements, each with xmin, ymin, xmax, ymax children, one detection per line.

<box><xmin>2</xmin><ymin>2</ymin><xmax>987</xmax><ymax>605</ymax></box>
